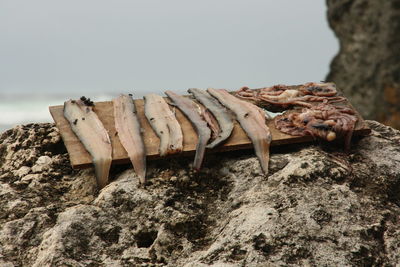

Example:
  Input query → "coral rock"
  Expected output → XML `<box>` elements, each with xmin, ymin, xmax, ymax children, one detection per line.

<box><xmin>0</xmin><ymin>121</ymin><xmax>399</xmax><ymax>266</ymax></box>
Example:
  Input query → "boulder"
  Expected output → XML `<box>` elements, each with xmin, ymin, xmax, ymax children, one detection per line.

<box><xmin>326</xmin><ymin>0</ymin><xmax>400</xmax><ymax>129</ymax></box>
<box><xmin>0</xmin><ymin>122</ymin><xmax>399</xmax><ymax>266</ymax></box>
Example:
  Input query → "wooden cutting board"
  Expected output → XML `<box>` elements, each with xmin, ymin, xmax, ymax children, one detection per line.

<box><xmin>49</xmin><ymin>94</ymin><xmax>371</xmax><ymax>169</ymax></box>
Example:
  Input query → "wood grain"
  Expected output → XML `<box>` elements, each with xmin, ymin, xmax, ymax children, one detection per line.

<box><xmin>49</xmin><ymin>95</ymin><xmax>371</xmax><ymax>169</ymax></box>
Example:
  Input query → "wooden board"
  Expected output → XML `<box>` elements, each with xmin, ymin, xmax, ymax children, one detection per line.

<box><xmin>49</xmin><ymin>95</ymin><xmax>371</xmax><ymax>169</ymax></box>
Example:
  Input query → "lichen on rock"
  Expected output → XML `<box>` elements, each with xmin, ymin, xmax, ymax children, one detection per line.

<box><xmin>0</xmin><ymin>121</ymin><xmax>400</xmax><ymax>266</ymax></box>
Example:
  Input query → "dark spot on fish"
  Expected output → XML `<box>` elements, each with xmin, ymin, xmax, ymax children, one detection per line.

<box><xmin>73</xmin><ymin>119</ymin><xmax>78</xmax><ymax>125</ymax></box>
<box><xmin>115</xmin><ymin>132</ymin><xmax>118</xmax><ymax>136</ymax></box>
<box><xmin>81</xmin><ymin>96</ymin><xmax>94</xmax><ymax>106</ymax></box>
<box><xmin>82</xmin><ymin>117</ymin><xmax>85</xmax><ymax>120</ymax></box>
<box><xmin>307</xmin><ymin>86</ymin><xmax>323</xmax><ymax>92</ymax></box>
<box><xmin>71</xmin><ymin>100</ymin><xmax>76</xmax><ymax>104</ymax></box>
<box><xmin>160</xmin><ymin>131</ymin><xmax>164</xmax><ymax>134</ymax></box>
<box><xmin>150</xmin><ymin>118</ymin><xmax>155</xmax><ymax>121</ymax></box>
<box><xmin>311</xmin><ymin>123</ymin><xmax>331</xmax><ymax>131</ymax></box>
<box><xmin>129</xmin><ymin>93</ymin><xmax>133</xmax><ymax>96</ymax></box>
<box><xmin>244</xmin><ymin>113</ymin><xmax>249</xmax><ymax>118</ymax></box>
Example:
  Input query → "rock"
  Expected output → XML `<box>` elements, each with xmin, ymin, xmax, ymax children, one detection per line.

<box><xmin>326</xmin><ymin>0</ymin><xmax>400</xmax><ymax>129</ymax></box>
<box><xmin>31</xmin><ymin>156</ymin><xmax>52</xmax><ymax>173</ymax></box>
<box><xmin>0</xmin><ymin>260</ymin><xmax>14</xmax><ymax>267</ymax></box>
<box><xmin>13</xmin><ymin>166</ymin><xmax>31</xmax><ymax>178</ymax></box>
<box><xmin>0</xmin><ymin>122</ymin><xmax>400</xmax><ymax>266</ymax></box>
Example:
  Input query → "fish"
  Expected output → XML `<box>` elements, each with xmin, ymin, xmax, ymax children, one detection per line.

<box><xmin>64</xmin><ymin>97</ymin><xmax>112</xmax><ymax>189</ymax></box>
<box><xmin>235</xmin><ymin>83</ymin><xmax>346</xmax><ymax>109</ymax></box>
<box><xmin>299</xmin><ymin>82</ymin><xmax>338</xmax><ymax>96</ymax></box>
<box><xmin>207</xmin><ymin>88</ymin><xmax>272</xmax><ymax>174</ymax></box>
<box><xmin>198</xmin><ymin>103</ymin><xmax>221</xmax><ymax>141</ymax></box>
<box><xmin>164</xmin><ymin>90</ymin><xmax>211</xmax><ymax>171</ymax></box>
<box><xmin>274</xmin><ymin>103</ymin><xmax>357</xmax><ymax>150</ymax></box>
<box><xmin>113</xmin><ymin>95</ymin><xmax>147</xmax><ymax>183</ymax></box>
<box><xmin>143</xmin><ymin>93</ymin><xmax>183</xmax><ymax>156</ymax></box>
<box><xmin>188</xmin><ymin>88</ymin><xmax>234</xmax><ymax>148</ymax></box>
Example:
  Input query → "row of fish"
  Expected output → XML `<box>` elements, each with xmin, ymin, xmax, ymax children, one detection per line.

<box><xmin>63</xmin><ymin>89</ymin><xmax>272</xmax><ymax>189</ymax></box>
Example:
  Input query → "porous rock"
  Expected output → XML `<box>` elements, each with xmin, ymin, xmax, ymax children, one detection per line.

<box><xmin>326</xmin><ymin>0</ymin><xmax>400</xmax><ymax>129</ymax></box>
<box><xmin>0</xmin><ymin>122</ymin><xmax>399</xmax><ymax>266</ymax></box>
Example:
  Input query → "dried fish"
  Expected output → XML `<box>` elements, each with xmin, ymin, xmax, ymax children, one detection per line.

<box><xmin>188</xmin><ymin>88</ymin><xmax>234</xmax><ymax>148</ymax></box>
<box><xmin>64</xmin><ymin>98</ymin><xmax>112</xmax><ymax>189</ymax></box>
<box><xmin>198</xmin><ymin>103</ymin><xmax>220</xmax><ymax>141</ymax></box>
<box><xmin>113</xmin><ymin>95</ymin><xmax>147</xmax><ymax>183</ymax></box>
<box><xmin>235</xmin><ymin>82</ymin><xmax>346</xmax><ymax>109</ymax></box>
<box><xmin>207</xmin><ymin>88</ymin><xmax>272</xmax><ymax>174</ymax></box>
<box><xmin>299</xmin><ymin>82</ymin><xmax>338</xmax><ymax>96</ymax></box>
<box><xmin>165</xmin><ymin>90</ymin><xmax>211</xmax><ymax>170</ymax></box>
<box><xmin>144</xmin><ymin>94</ymin><xmax>183</xmax><ymax>156</ymax></box>
<box><xmin>275</xmin><ymin>103</ymin><xmax>358</xmax><ymax>150</ymax></box>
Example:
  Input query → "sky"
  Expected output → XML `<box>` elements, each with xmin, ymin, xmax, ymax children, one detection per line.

<box><xmin>0</xmin><ymin>0</ymin><xmax>338</xmax><ymax>97</ymax></box>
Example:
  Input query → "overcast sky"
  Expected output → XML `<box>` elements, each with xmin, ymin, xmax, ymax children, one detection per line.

<box><xmin>0</xmin><ymin>0</ymin><xmax>338</xmax><ymax>96</ymax></box>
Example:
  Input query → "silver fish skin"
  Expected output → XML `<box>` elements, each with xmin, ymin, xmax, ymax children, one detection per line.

<box><xmin>165</xmin><ymin>90</ymin><xmax>211</xmax><ymax>171</ymax></box>
<box><xmin>207</xmin><ymin>88</ymin><xmax>272</xmax><ymax>174</ymax></box>
<box><xmin>64</xmin><ymin>99</ymin><xmax>112</xmax><ymax>189</ymax></box>
<box><xmin>143</xmin><ymin>94</ymin><xmax>183</xmax><ymax>156</ymax></box>
<box><xmin>113</xmin><ymin>95</ymin><xmax>147</xmax><ymax>184</ymax></box>
<box><xmin>188</xmin><ymin>88</ymin><xmax>234</xmax><ymax>148</ymax></box>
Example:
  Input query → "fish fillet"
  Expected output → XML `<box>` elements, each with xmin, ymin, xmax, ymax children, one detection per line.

<box><xmin>64</xmin><ymin>98</ymin><xmax>112</xmax><ymax>189</ymax></box>
<box><xmin>113</xmin><ymin>95</ymin><xmax>147</xmax><ymax>184</ymax></box>
<box><xmin>198</xmin><ymin>104</ymin><xmax>220</xmax><ymax>141</ymax></box>
<box><xmin>207</xmin><ymin>88</ymin><xmax>272</xmax><ymax>174</ymax></box>
<box><xmin>144</xmin><ymin>94</ymin><xmax>183</xmax><ymax>156</ymax></box>
<box><xmin>165</xmin><ymin>90</ymin><xmax>211</xmax><ymax>171</ymax></box>
<box><xmin>188</xmin><ymin>88</ymin><xmax>234</xmax><ymax>148</ymax></box>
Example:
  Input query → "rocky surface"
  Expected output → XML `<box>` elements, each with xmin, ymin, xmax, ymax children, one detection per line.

<box><xmin>326</xmin><ymin>0</ymin><xmax>400</xmax><ymax>129</ymax></box>
<box><xmin>0</xmin><ymin>122</ymin><xmax>400</xmax><ymax>266</ymax></box>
